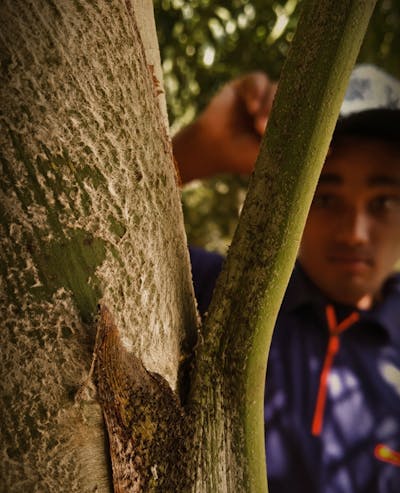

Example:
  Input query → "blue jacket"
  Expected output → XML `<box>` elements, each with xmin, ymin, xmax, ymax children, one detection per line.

<box><xmin>189</xmin><ymin>246</ymin><xmax>400</xmax><ymax>493</ymax></box>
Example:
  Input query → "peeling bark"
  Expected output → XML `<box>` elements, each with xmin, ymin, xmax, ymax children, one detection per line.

<box><xmin>94</xmin><ymin>306</ymin><xmax>192</xmax><ymax>492</ymax></box>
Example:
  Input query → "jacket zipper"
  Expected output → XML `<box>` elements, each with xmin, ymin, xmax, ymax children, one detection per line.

<box><xmin>311</xmin><ymin>304</ymin><xmax>360</xmax><ymax>436</ymax></box>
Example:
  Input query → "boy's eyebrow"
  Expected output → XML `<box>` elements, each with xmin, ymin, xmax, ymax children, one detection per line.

<box><xmin>318</xmin><ymin>173</ymin><xmax>400</xmax><ymax>187</ymax></box>
<box><xmin>318</xmin><ymin>173</ymin><xmax>342</xmax><ymax>185</ymax></box>
<box><xmin>368</xmin><ymin>175</ymin><xmax>400</xmax><ymax>187</ymax></box>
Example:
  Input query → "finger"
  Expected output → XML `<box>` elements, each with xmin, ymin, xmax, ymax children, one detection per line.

<box><xmin>254</xmin><ymin>114</ymin><xmax>268</xmax><ymax>136</ymax></box>
<box><xmin>254</xmin><ymin>81</ymin><xmax>278</xmax><ymax>135</ymax></box>
<box><xmin>238</xmin><ymin>72</ymin><xmax>273</xmax><ymax>116</ymax></box>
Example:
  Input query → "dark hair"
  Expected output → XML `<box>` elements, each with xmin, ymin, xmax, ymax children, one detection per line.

<box><xmin>333</xmin><ymin>109</ymin><xmax>400</xmax><ymax>143</ymax></box>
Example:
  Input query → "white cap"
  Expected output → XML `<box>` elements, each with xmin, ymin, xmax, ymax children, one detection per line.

<box><xmin>335</xmin><ymin>64</ymin><xmax>400</xmax><ymax>140</ymax></box>
<box><xmin>341</xmin><ymin>64</ymin><xmax>400</xmax><ymax>116</ymax></box>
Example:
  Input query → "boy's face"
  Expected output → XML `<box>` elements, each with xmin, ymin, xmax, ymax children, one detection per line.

<box><xmin>299</xmin><ymin>136</ymin><xmax>400</xmax><ymax>309</ymax></box>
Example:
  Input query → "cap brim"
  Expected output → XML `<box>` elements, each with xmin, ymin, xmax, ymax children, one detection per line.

<box><xmin>333</xmin><ymin>109</ymin><xmax>400</xmax><ymax>142</ymax></box>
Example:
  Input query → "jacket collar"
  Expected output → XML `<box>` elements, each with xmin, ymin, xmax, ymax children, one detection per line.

<box><xmin>282</xmin><ymin>262</ymin><xmax>400</xmax><ymax>346</ymax></box>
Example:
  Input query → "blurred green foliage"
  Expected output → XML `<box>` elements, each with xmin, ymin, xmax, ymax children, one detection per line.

<box><xmin>154</xmin><ymin>0</ymin><xmax>400</xmax><ymax>254</ymax></box>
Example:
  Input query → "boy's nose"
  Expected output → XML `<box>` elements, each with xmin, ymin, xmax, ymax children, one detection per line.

<box><xmin>337</xmin><ymin>208</ymin><xmax>370</xmax><ymax>245</ymax></box>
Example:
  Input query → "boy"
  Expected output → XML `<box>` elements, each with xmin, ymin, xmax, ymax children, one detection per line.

<box><xmin>174</xmin><ymin>65</ymin><xmax>400</xmax><ymax>492</ymax></box>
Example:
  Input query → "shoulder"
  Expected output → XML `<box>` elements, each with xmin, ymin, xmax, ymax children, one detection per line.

<box><xmin>189</xmin><ymin>246</ymin><xmax>224</xmax><ymax>317</ymax></box>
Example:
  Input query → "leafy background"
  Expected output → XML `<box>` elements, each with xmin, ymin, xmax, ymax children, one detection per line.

<box><xmin>154</xmin><ymin>0</ymin><xmax>400</xmax><ymax>254</ymax></box>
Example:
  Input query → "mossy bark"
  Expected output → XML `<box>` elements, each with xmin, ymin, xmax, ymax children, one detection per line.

<box><xmin>0</xmin><ymin>1</ymin><xmax>197</xmax><ymax>491</ymax></box>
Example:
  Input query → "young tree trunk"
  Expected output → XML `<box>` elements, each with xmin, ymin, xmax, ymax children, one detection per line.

<box><xmin>0</xmin><ymin>1</ymin><xmax>197</xmax><ymax>491</ymax></box>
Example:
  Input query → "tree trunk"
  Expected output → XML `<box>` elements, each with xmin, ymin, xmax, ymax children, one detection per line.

<box><xmin>0</xmin><ymin>1</ymin><xmax>197</xmax><ymax>491</ymax></box>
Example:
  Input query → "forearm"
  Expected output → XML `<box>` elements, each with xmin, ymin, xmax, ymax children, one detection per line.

<box><xmin>172</xmin><ymin>119</ymin><xmax>220</xmax><ymax>184</ymax></box>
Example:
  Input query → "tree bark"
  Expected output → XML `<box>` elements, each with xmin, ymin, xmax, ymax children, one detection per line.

<box><xmin>0</xmin><ymin>1</ymin><xmax>197</xmax><ymax>491</ymax></box>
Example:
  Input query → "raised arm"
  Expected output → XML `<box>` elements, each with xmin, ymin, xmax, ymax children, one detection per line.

<box><xmin>173</xmin><ymin>72</ymin><xmax>277</xmax><ymax>183</ymax></box>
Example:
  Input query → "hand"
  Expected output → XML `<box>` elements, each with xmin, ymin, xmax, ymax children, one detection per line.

<box><xmin>173</xmin><ymin>72</ymin><xmax>277</xmax><ymax>183</ymax></box>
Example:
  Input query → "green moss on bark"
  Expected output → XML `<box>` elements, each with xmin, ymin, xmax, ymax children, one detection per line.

<box><xmin>33</xmin><ymin>228</ymin><xmax>107</xmax><ymax>322</ymax></box>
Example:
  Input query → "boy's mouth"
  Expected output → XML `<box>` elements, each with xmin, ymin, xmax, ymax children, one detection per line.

<box><xmin>327</xmin><ymin>253</ymin><xmax>373</xmax><ymax>273</ymax></box>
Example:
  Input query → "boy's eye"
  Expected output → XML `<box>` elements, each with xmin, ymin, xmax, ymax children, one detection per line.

<box><xmin>369</xmin><ymin>195</ymin><xmax>400</xmax><ymax>214</ymax></box>
<box><xmin>312</xmin><ymin>194</ymin><xmax>339</xmax><ymax>210</ymax></box>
